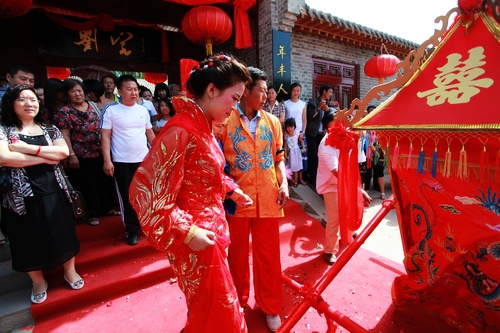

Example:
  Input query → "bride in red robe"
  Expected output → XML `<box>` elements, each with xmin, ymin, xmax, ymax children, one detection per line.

<box><xmin>129</xmin><ymin>54</ymin><xmax>253</xmax><ymax>333</ymax></box>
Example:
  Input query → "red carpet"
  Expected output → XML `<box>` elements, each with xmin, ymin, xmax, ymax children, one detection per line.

<box><xmin>30</xmin><ymin>200</ymin><xmax>460</xmax><ymax>333</ymax></box>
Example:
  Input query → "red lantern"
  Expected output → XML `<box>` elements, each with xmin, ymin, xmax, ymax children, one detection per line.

<box><xmin>181</xmin><ymin>6</ymin><xmax>233</xmax><ymax>56</ymax></box>
<box><xmin>144</xmin><ymin>72</ymin><xmax>167</xmax><ymax>84</ymax></box>
<box><xmin>364</xmin><ymin>54</ymin><xmax>400</xmax><ymax>84</ymax></box>
<box><xmin>0</xmin><ymin>0</ymin><xmax>32</xmax><ymax>18</ymax></box>
<box><xmin>47</xmin><ymin>67</ymin><xmax>71</xmax><ymax>80</ymax></box>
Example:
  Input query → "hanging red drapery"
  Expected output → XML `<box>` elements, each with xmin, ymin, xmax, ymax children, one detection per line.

<box><xmin>0</xmin><ymin>0</ymin><xmax>32</xmax><ymax>18</ymax></box>
<box><xmin>161</xmin><ymin>30</ymin><xmax>170</xmax><ymax>63</ymax></box>
<box><xmin>325</xmin><ymin>121</ymin><xmax>363</xmax><ymax>243</ymax></box>
<box><xmin>180</xmin><ymin>59</ymin><xmax>199</xmax><ymax>98</ymax></box>
<box><xmin>164</xmin><ymin>0</ymin><xmax>255</xmax><ymax>49</ymax></box>
<box><xmin>233</xmin><ymin>0</ymin><xmax>254</xmax><ymax>49</ymax></box>
<box><xmin>46</xmin><ymin>67</ymin><xmax>71</xmax><ymax>80</ymax></box>
<box><xmin>38</xmin><ymin>9</ymin><xmax>116</xmax><ymax>32</ymax></box>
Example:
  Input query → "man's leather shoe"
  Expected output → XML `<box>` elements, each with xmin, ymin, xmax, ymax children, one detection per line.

<box><xmin>126</xmin><ymin>234</ymin><xmax>139</xmax><ymax>246</ymax></box>
<box><xmin>324</xmin><ymin>253</ymin><xmax>337</xmax><ymax>265</ymax></box>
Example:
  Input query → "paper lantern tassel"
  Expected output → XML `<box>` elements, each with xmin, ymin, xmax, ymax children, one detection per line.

<box><xmin>458</xmin><ymin>144</ymin><xmax>468</xmax><ymax>179</ymax></box>
<box><xmin>431</xmin><ymin>147</ymin><xmax>438</xmax><ymax>178</ymax></box>
<box><xmin>406</xmin><ymin>142</ymin><xmax>413</xmax><ymax>169</ymax></box>
<box><xmin>479</xmin><ymin>145</ymin><xmax>489</xmax><ymax>183</ymax></box>
<box><xmin>417</xmin><ymin>147</ymin><xmax>425</xmax><ymax>174</ymax></box>
<box><xmin>392</xmin><ymin>141</ymin><xmax>399</xmax><ymax>170</ymax></box>
<box><xmin>443</xmin><ymin>146</ymin><xmax>452</xmax><ymax>178</ymax></box>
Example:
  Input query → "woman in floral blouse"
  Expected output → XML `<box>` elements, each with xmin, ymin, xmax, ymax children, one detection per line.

<box><xmin>54</xmin><ymin>78</ymin><xmax>116</xmax><ymax>226</ymax></box>
<box><xmin>262</xmin><ymin>85</ymin><xmax>285</xmax><ymax>127</ymax></box>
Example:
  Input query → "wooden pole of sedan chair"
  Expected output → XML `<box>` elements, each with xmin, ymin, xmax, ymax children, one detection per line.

<box><xmin>279</xmin><ymin>196</ymin><xmax>396</xmax><ymax>333</ymax></box>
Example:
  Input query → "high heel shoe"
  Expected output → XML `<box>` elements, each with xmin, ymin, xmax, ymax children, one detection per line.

<box><xmin>31</xmin><ymin>281</ymin><xmax>48</xmax><ymax>304</ymax></box>
<box><xmin>64</xmin><ymin>275</ymin><xmax>85</xmax><ymax>290</ymax></box>
<box><xmin>380</xmin><ymin>193</ymin><xmax>386</xmax><ymax>200</ymax></box>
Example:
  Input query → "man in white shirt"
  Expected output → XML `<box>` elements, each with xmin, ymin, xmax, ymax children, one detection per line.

<box><xmin>101</xmin><ymin>75</ymin><xmax>155</xmax><ymax>246</ymax></box>
<box><xmin>317</xmin><ymin>112</ymin><xmax>371</xmax><ymax>264</ymax></box>
<box><xmin>316</xmin><ymin>114</ymin><xmax>341</xmax><ymax>265</ymax></box>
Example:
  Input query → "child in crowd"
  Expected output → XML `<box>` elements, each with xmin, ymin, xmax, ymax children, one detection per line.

<box><xmin>284</xmin><ymin>118</ymin><xmax>305</xmax><ymax>187</ymax></box>
<box><xmin>152</xmin><ymin>98</ymin><xmax>175</xmax><ymax>135</ymax></box>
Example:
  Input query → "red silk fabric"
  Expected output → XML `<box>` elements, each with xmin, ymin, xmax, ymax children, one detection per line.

<box><xmin>391</xmin><ymin>167</ymin><xmax>500</xmax><ymax>332</ymax></box>
<box><xmin>179</xmin><ymin>59</ymin><xmax>199</xmax><ymax>98</ymax></box>
<box><xmin>325</xmin><ymin>121</ymin><xmax>362</xmax><ymax>240</ymax></box>
<box><xmin>130</xmin><ymin>98</ymin><xmax>246</xmax><ymax>332</ymax></box>
<box><xmin>233</xmin><ymin>0</ymin><xmax>255</xmax><ymax>49</ymax></box>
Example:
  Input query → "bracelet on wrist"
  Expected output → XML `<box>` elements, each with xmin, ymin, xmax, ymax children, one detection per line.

<box><xmin>35</xmin><ymin>145</ymin><xmax>42</xmax><ymax>156</ymax></box>
<box><xmin>184</xmin><ymin>225</ymin><xmax>199</xmax><ymax>245</ymax></box>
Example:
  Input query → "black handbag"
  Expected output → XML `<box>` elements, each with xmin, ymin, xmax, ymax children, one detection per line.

<box><xmin>58</xmin><ymin>165</ymin><xmax>88</xmax><ymax>221</ymax></box>
<box><xmin>0</xmin><ymin>166</ymin><xmax>13</xmax><ymax>193</ymax></box>
<box><xmin>45</xmin><ymin>123</ymin><xmax>88</xmax><ymax>220</ymax></box>
<box><xmin>68</xmin><ymin>187</ymin><xmax>88</xmax><ymax>221</ymax></box>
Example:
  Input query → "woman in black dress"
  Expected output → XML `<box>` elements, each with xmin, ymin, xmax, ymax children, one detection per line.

<box><xmin>0</xmin><ymin>85</ymin><xmax>83</xmax><ymax>304</ymax></box>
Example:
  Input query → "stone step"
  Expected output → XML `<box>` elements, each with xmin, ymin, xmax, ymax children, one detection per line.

<box><xmin>0</xmin><ymin>242</ymin><xmax>34</xmax><ymax>333</ymax></box>
<box><xmin>0</xmin><ymin>263</ymin><xmax>31</xmax><ymax>296</ymax></box>
<box><xmin>0</xmin><ymin>288</ymin><xmax>34</xmax><ymax>333</ymax></box>
<box><xmin>0</xmin><ymin>242</ymin><xmax>11</xmax><ymax>263</ymax></box>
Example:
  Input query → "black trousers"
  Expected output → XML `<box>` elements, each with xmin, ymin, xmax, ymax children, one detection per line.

<box><xmin>305</xmin><ymin>133</ymin><xmax>323</xmax><ymax>184</ymax></box>
<box><xmin>72</xmin><ymin>155</ymin><xmax>115</xmax><ymax>218</ymax></box>
<box><xmin>113</xmin><ymin>162</ymin><xmax>141</xmax><ymax>235</ymax></box>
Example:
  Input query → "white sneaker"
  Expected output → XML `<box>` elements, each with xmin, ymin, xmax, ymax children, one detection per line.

<box><xmin>266</xmin><ymin>314</ymin><xmax>281</xmax><ymax>332</ymax></box>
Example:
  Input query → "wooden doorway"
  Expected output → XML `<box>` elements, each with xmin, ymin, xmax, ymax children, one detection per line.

<box><xmin>312</xmin><ymin>58</ymin><xmax>357</xmax><ymax>109</ymax></box>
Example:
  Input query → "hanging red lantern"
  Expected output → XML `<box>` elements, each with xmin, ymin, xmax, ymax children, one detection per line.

<box><xmin>46</xmin><ymin>67</ymin><xmax>71</xmax><ymax>80</ymax></box>
<box><xmin>181</xmin><ymin>6</ymin><xmax>233</xmax><ymax>56</ymax></box>
<box><xmin>144</xmin><ymin>72</ymin><xmax>167</xmax><ymax>85</ymax></box>
<box><xmin>364</xmin><ymin>54</ymin><xmax>400</xmax><ymax>84</ymax></box>
<box><xmin>0</xmin><ymin>0</ymin><xmax>32</xmax><ymax>18</ymax></box>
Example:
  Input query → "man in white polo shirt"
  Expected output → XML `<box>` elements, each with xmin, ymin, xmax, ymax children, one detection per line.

<box><xmin>101</xmin><ymin>75</ymin><xmax>155</xmax><ymax>246</ymax></box>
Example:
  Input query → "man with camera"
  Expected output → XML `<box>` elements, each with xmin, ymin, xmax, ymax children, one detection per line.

<box><xmin>305</xmin><ymin>84</ymin><xmax>339</xmax><ymax>186</ymax></box>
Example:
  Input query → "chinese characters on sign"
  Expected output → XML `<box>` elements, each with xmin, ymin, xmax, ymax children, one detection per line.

<box><xmin>110</xmin><ymin>32</ymin><xmax>133</xmax><ymax>56</ymax></box>
<box><xmin>74</xmin><ymin>29</ymin><xmax>98</xmax><ymax>52</ymax></box>
<box><xmin>34</xmin><ymin>12</ymin><xmax>162</xmax><ymax>64</ymax></box>
<box><xmin>417</xmin><ymin>46</ymin><xmax>494</xmax><ymax>106</ymax></box>
<box><xmin>272</xmin><ymin>30</ymin><xmax>291</xmax><ymax>103</ymax></box>
<box><xmin>75</xmin><ymin>30</ymin><xmax>134</xmax><ymax>57</ymax></box>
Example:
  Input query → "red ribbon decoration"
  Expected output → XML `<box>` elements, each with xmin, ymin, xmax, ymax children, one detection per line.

<box><xmin>179</xmin><ymin>58</ymin><xmax>199</xmax><ymax>98</ymax></box>
<box><xmin>325</xmin><ymin>121</ymin><xmax>362</xmax><ymax>240</ymax></box>
<box><xmin>233</xmin><ymin>0</ymin><xmax>255</xmax><ymax>49</ymax></box>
